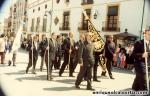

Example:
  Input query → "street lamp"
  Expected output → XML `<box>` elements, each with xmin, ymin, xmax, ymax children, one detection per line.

<box><xmin>93</xmin><ymin>13</ymin><xmax>97</xmax><ymax>19</ymax></box>
<box><xmin>44</xmin><ymin>11</ymin><xmax>52</xmax><ymax>17</ymax></box>
<box><xmin>93</xmin><ymin>10</ymin><xmax>99</xmax><ymax>19</ymax></box>
<box><xmin>44</xmin><ymin>10</ymin><xmax>52</xmax><ymax>34</ymax></box>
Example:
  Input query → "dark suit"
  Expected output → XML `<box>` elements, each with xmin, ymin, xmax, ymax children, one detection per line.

<box><xmin>54</xmin><ymin>41</ymin><xmax>62</xmax><ymax>69</ymax></box>
<box><xmin>104</xmin><ymin>41</ymin><xmax>115</xmax><ymax>78</ymax></box>
<box><xmin>93</xmin><ymin>50</ymin><xmax>103</xmax><ymax>80</ymax></box>
<box><xmin>39</xmin><ymin>39</ymin><xmax>48</xmax><ymax>70</ymax></box>
<box><xmin>59</xmin><ymin>37</ymin><xmax>75</xmax><ymax>76</ymax></box>
<box><xmin>75</xmin><ymin>40</ymin><xmax>95</xmax><ymax>89</ymax></box>
<box><xmin>71</xmin><ymin>40</ymin><xmax>83</xmax><ymax>74</ymax></box>
<box><xmin>45</xmin><ymin>38</ymin><xmax>57</xmax><ymax>80</ymax></box>
<box><xmin>26</xmin><ymin>41</ymin><xmax>39</xmax><ymax>73</ymax></box>
<box><xmin>132</xmin><ymin>40</ymin><xmax>147</xmax><ymax>91</ymax></box>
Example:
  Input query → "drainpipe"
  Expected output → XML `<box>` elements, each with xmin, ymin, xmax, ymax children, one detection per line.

<box><xmin>140</xmin><ymin>0</ymin><xmax>145</xmax><ymax>40</ymax></box>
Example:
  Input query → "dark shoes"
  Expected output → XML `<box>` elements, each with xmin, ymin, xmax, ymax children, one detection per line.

<box><xmin>75</xmin><ymin>85</ymin><xmax>80</xmax><ymax>89</ymax></box>
<box><xmin>13</xmin><ymin>64</ymin><xmax>16</xmax><ymax>66</ymax></box>
<box><xmin>40</xmin><ymin>67</ymin><xmax>43</xmax><ymax>72</ymax></box>
<box><xmin>8</xmin><ymin>61</ymin><xmax>11</xmax><ymax>66</ymax></box>
<box><xmin>87</xmin><ymin>87</ymin><xmax>95</xmax><ymax>91</ymax></box>
<box><xmin>75</xmin><ymin>85</ymin><xmax>95</xmax><ymax>91</ymax></box>
<box><xmin>26</xmin><ymin>69</ymin><xmax>28</xmax><ymax>74</ymax></box>
<box><xmin>69</xmin><ymin>75</ymin><xmax>75</xmax><ymax>77</ymax></box>
<box><xmin>110</xmin><ymin>76</ymin><xmax>115</xmax><ymax>79</ymax></box>
<box><xmin>32</xmin><ymin>72</ymin><xmax>36</xmax><ymax>74</ymax></box>
<box><xmin>47</xmin><ymin>76</ymin><xmax>53</xmax><ymax>81</ymax></box>
<box><xmin>93</xmin><ymin>79</ymin><xmax>101</xmax><ymax>82</ymax></box>
<box><xmin>59</xmin><ymin>73</ymin><xmax>62</xmax><ymax>77</ymax></box>
<box><xmin>101</xmin><ymin>71</ymin><xmax>107</xmax><ymax>77</ymax></box>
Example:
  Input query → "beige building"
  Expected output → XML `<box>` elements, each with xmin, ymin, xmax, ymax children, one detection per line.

<box><xmin>6</xmin><ymin>0</ymin><xmax>28</xmax><ymax>37</ymax></box>
<box><xmin>27</xmin><ymin>0</ymin><xmax>52</xmax><ymax>40</ymax></box>
<box><xmin>27</xmin><ymin>0</ymin><xmax>150</xmax><ymax>41</ymax></box>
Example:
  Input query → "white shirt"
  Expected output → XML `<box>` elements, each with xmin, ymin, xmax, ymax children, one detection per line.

<box><xmin>0</xmin><ymin>38</ymin><xmax>5</xmax><ymax>52</ymax></box>
<box><xmin>34</xmin><ymin>41</ymin><xmax>38</xmax><ymax>50</ymax></box>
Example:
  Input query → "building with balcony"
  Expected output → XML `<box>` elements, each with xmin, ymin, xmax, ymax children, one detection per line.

<box><xmin>15</xmin><ymin>0</ymin><xmax>28</xmax><ymax>34</ymax></box>
<box><xmin>0</xmin><ymin>22</ymin><xmax>4</xmax><ymax>34</ymax></box>
<box><xmin>27</xmin><ymin>0</ymin><xmax>150</xmax><ymax>41</ymax></box>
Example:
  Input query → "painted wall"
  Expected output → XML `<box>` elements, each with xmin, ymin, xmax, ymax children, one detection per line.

<box><xmin>27</xmin><ymin>0</ymin><xmax>150</xmax><ymax>41</ymax></box>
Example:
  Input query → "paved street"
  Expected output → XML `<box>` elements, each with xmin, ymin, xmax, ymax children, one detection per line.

<box><xmin>0</xmin><ymin>49</ymin><xmax>135</xmax><ymax>96</ymax></box>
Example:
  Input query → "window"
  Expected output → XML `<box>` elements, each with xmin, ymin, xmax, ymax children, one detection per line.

<box><xmin>56</xmin><ymin>0</ymin><xmax>60</xmax><ymax>3</ymax></box>
<box><xmin>107</xmin><ymin>6</ymin><xmax>119</xmax><ymax>31</ymax></box>
<box><xmin>63</xmin><ymin>12</ymin><xmax>70</xmax><ymax>30</ymax></box>
<box><xmin>31</xmin><ymin>18</ymin><xmax>35</xmax><ymax>32</ymax></box>
<box><xmin>42</xmin><ymin>18</ymin><xmax>47</xmax><ymax>32</ymax></box>
<box><xmin>66</xmin><ymin>0</ymin><xmax>69</xmax><ymax>3</ymax></box>
<box><xmin>82</xmin><ymin>9</ymin><xmax>91</xmax><ymax>30</ymax></box>
<box><xmin>33</xmin><ymin>9</ymin><xmax>35</xmax><ymax>13</ymax></box>
<box><xmin>82</xmin><ymin>0</ymin><xmax>93</xmax><ymax>5</ymax></box>
<box><xmin>38</xmin><ymin>7</ymin><xmax>40</xmax><ymax>11</ymax></box>
<box><xmin>36</xmin><ymin>17</ymin><xmax>40</xmax><ymax>32</ymax></box>
<box><xmin>45</xmin><ymin>4</ymin><xmax>47</xmax><ymax>9</ymax></box>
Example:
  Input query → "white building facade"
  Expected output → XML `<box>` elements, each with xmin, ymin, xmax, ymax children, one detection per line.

<box><xmin>27</xmin><ymin>0</ymin><xmax>150</xmax><ymax>41</ymax></box>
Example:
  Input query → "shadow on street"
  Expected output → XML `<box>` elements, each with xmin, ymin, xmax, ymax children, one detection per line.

<box><xmin>43</xmin><ymin>86</ymin><xmax>80</xmax><ymax>91</ymax></box>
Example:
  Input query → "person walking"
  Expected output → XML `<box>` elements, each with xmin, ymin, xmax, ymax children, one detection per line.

<box><xmin>26</xmin><ymin>35</ymin><xmax>39</xmax><ymax>74</ymax></box>
<box><xmin>104</xmin><ymin>35</ymin><xmax>115</xmax><ymax>79</ymax></box>
<box><xmin>75</xmin><ymin>32</ymin><xmax>95</xmax><ymax>90</ymax></box>
<box><xmin>39</xmin><ymin>35</ymin><xmax>48</xmax><ymax>71</ymax></box>
<box><xmin>59</xmin><ymin>32</ymin><xmax>76</xmax><ymax>77</ymax></box>
<box><xmin>45</xmin><ymin>33</ymin><xmax>57</xmax><ymax>80</ymax></box>
<box><xmin>0</xmin><ymin>34</ymin><xmax>6</xmax><ymax>64</ymax></box>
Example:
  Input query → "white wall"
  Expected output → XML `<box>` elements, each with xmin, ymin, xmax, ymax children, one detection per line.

<box><xmin>27</xmin><ymin>0</ymin><xmax>150</xmax><ymax>41</ymax></box>
<box><xmin>119</xmin><ymin>0</ymin><xmax>144</xmax><ymax>36</ymax></box>
<box><xmin>27</xmin><ymin>0</ymin><xmax>52</xmax><ymax>34</ymax></box>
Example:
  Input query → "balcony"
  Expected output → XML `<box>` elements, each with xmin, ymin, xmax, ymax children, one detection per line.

<box><xmin>30</xmin><ymin>27</ymin><xmax>34</xmax><ymax>32</ymax></box>
<box><xmin>59</xmin><ymin>27</ymin><xmax>70</xmax><ymax>31</ymax></box>
<box><xmin>81</xmin><ymin>0</ymin><xmax>93</xmax><ymax>5</ymax></box>
<box><xmin>78</xmin><ymin>22</ymin><xmax>88</xmax><ymax>31</ymax></box>
<box><xmin>59</xmin><ymin>23</ymin><xmax>70</xmax><ymax>31</ymax></box>
<box><xmin>102</xmin><ymin>21</ymin><xmax>120</xmax><ymax>32</ymax></box>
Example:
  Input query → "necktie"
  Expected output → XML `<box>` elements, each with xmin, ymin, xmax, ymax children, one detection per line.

<box><xmin>52</xmin><ymin>39</ymin><xmax>55</xmax><ymax>47</ymax></box>
<box><xmin>148</xmin><ymin>41</ymin><xmax>150</xmax><ymax>51</ymax></box>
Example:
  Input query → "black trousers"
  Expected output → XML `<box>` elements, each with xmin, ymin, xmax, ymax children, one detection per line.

<box><xmin>54</xmin><ymin>55</ymin><xmax>61</xmax><ymax>69</ymax></box>
<box><xmin>59</xmin><ymin>53</ymin><xmax>74</xmax><ymax>76</ymax></box>
<box><xmin>75</xmin><ymin>66</ymin><xmax>92</xmax><ymax>88</ymax></box>
<box><xmin>40</xmin><ymin>56</ymin><xmax>45</xmax><ymax>69</ymax></box>
<box><xmin>106</xmin><ymin>58</ymin><xmax>113</xmax><ymax>77</ymax></box>
<box><xmin>45</xmin><ymin>56</ymin><xmax>54</xmax><ymax>79</ymax></box>
<box><xmin>26</xmin><ymin>54</ymin><xmax>38</xmax><ymax>73</ymax></box>
<box><xmin>93</xmin><ymin>56</ymin><xmax>99</xmax><ymax>80</ymax></box>
<box><xmin>72</xmin><ymin>54</ymin><xmax>78</xmax><ymax>74</ymax></box>
<box><xmin>0</xmin><ymin>52</ymin><xmax>5</xmax><ymax>64</ymax></box>
<box><xmin>132</xmin><ymin>62</ymin><xmax>147</xmax><ymax>91</ymax></box>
